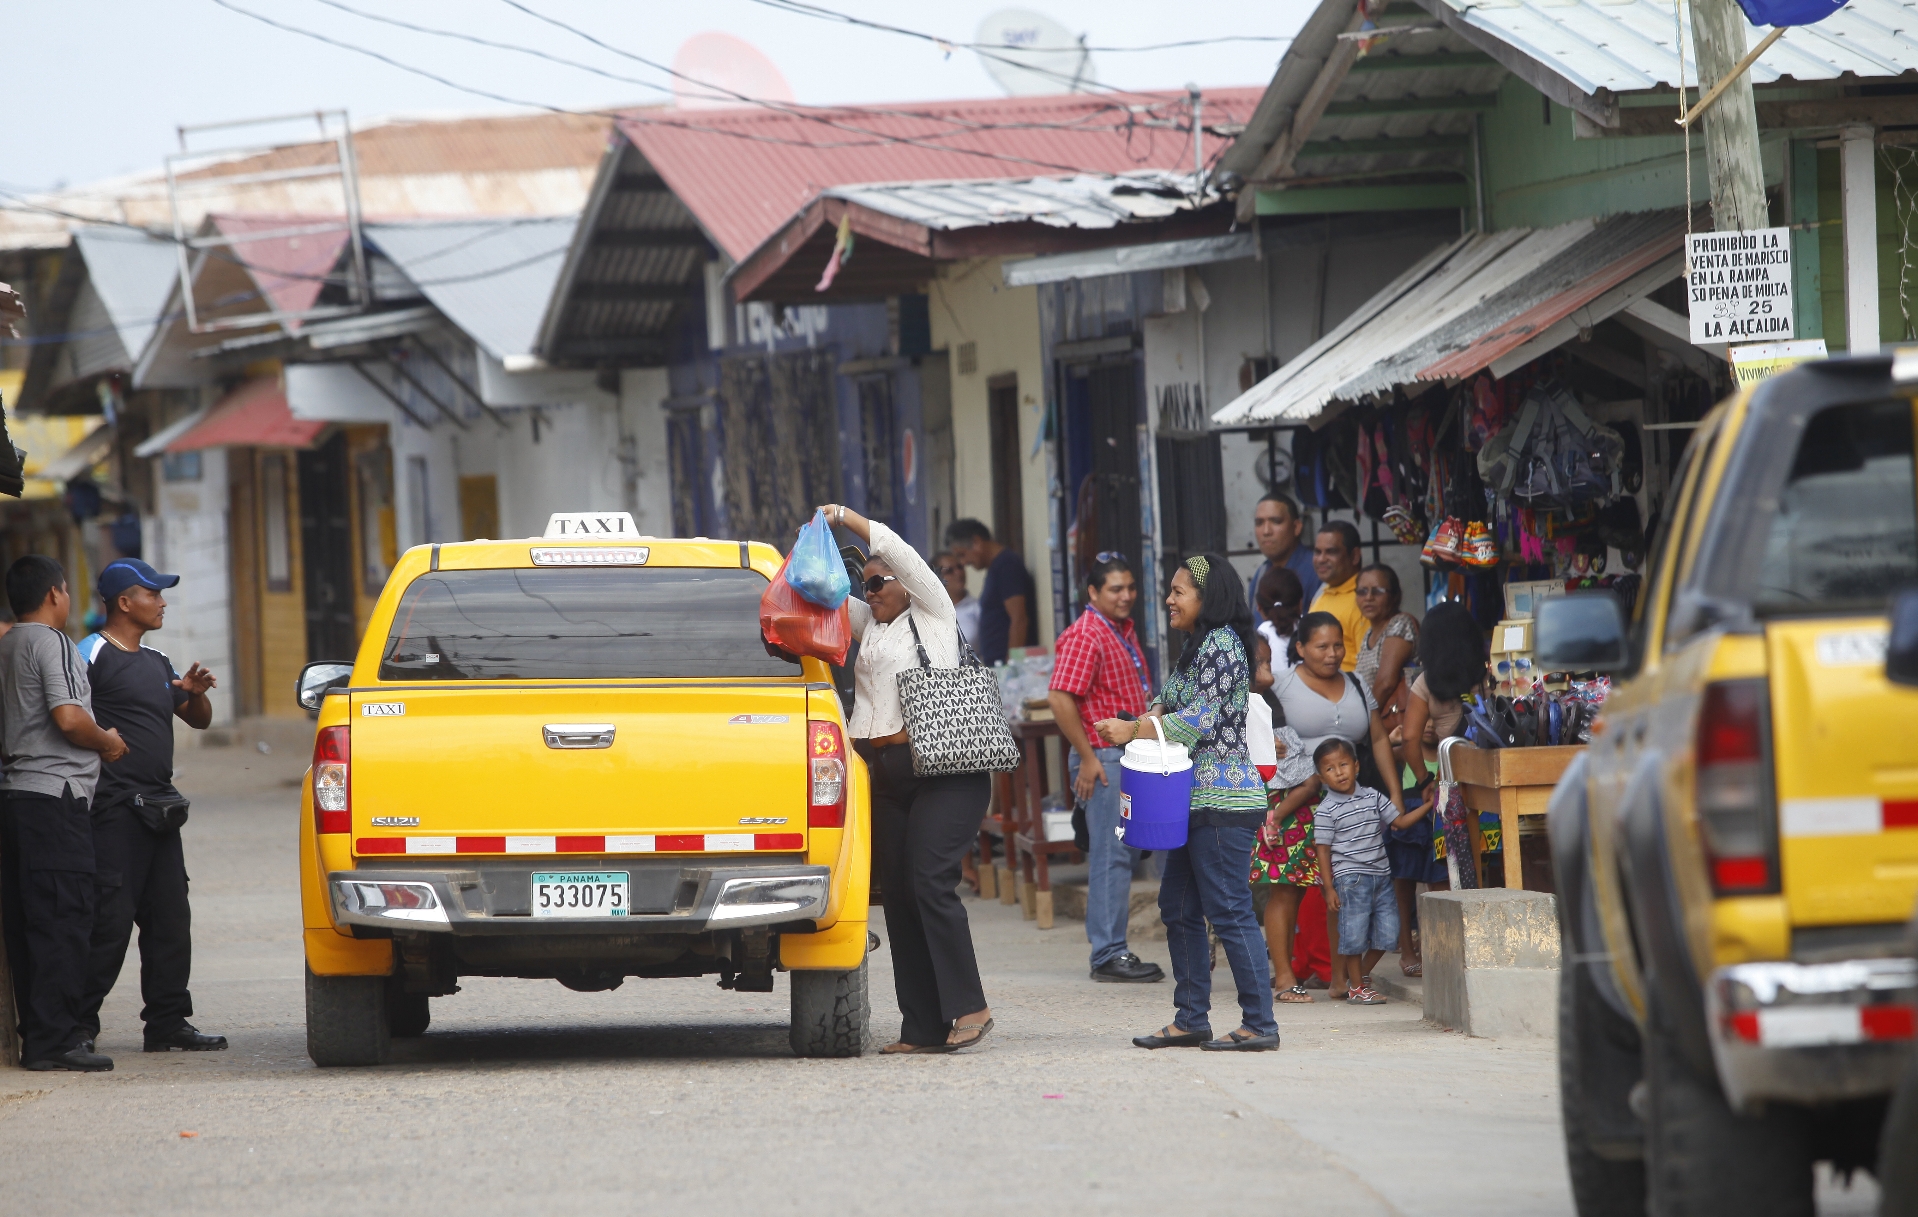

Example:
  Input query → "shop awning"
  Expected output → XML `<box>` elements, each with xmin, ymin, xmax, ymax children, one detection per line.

<box><xmin>1211</xmin><ymin>209</ymin><xmax>1686</xmax><ymax>427</ymax></box>
<box><xmin>38</xmin><ymin>418</ymin><xmax>115</xmax><ymax>482</ymax></box>
<box><xmin>166</xmin><ymin>377</ymin><xmax>325</xmax><ymax>452</ymax></box>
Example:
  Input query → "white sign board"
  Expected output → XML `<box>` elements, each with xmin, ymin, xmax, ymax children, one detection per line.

<box><xmin>544</xmin><ymin>511</ymin><xmax>639</xmax><ymax>538</ymax></box>
<box><xmin>1686</xmin><ymin>227</ymin><xmax>1793</xmax><ymax>344</ymax></box>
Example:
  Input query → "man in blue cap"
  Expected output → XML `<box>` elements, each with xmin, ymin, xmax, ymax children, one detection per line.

<box><xmin>75</xmin><ymin>558</ymin><xmax>226</xmax><ymax>1054</ymax></box>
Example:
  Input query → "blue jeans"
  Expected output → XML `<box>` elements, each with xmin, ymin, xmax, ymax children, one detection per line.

<box><xmin>1159</xmin><ymin>823</ymin><xmax>1276</xmax><ymax>1036</ymax></box>
<box><xmin>1333</xmin><ymin>871</ymin><xmax>1399</xmax><ymax>956</ymax></box>
<box><xmin>1071</xmin><ymin>747</ymin><xmax>1138</xmax><ymax>968</ymax></box>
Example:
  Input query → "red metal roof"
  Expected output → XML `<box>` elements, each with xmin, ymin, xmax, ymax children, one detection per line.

<box><xmin>616</xmin><ymin>90</ymin><xmax>1264</xmax><ymax>262</ymax></box>
<box><xmin>207</xmin><ymin>214</ymin><xmax>351</xmax><ymax>322</ymax></box>
<box><xmin>169</xmin><ymin>377</ymin><xmax>325</xmax><ymax>451</ymax></box>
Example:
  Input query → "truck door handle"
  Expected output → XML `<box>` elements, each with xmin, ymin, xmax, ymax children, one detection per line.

<box><xmin>544</xmin><ymin>723</ymin><xmax>615</xmax><ymax>749</ymax></box>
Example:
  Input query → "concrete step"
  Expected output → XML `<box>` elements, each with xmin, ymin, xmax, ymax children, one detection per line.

<box><xmin>1047</xmin><ymin>879</ymin><xmax>1164</xmax><ymax>941</ymax></box>
<box><xmin>1369</xmin><ymin>953</ymin><xmax>1424</xmax><ymax>1005</ymax></box>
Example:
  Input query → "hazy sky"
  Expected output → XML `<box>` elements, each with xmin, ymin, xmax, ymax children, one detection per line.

<box><xmin>5</xmin><ymin>0</ymin><xmax>1309</xmax><ymax>192</ymax></box>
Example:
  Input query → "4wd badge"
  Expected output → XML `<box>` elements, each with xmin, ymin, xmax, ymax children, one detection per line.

<box><xmin>362</xmin><ymin>703</ymin><xmax>405</xmax><ymax>717</ymax></box>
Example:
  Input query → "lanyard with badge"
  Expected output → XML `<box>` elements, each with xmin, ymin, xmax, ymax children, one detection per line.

<box><xmin>1086</xmin><ymin>607</ymin><xmax>1153</xmax><ymax>703</ymax></box>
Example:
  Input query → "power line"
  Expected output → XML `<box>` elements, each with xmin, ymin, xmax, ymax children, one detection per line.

<box><xmin>745</xmin><ymin>0</ymin><xmax>1293</xmax><ymax>55</ymax></box>
<box><xmin>209</xmin><ymin>0</ymin><xmax>1206</xmax><ymax>179</ymax></box>
<box><xmin>500</xmin><ymin>0</ymin><xmax>1173</xmax><ymax>103</ymax></box>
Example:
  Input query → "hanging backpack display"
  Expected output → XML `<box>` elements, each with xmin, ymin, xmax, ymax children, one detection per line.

<box><xmin>1477</xmin><ymin>379</ymin><xmax>1624</xmax><ymax>511</ymax></box>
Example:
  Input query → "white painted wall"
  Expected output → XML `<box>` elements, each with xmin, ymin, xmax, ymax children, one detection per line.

<box><xmin>928</xmin><ymin>257</ymin><xmax>1054</xmax><ymax>644</ymax></box>
<box><xmin>146</xmin><ymin>447</ymin><xmax>236</xmax><ymax>725</ymax></box>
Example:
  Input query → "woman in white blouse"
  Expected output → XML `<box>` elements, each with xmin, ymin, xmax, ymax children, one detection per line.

<box><xmin>825</xmin><ymin>502</ymin><xmax>994</xmax><ymax>1055</ymax></box>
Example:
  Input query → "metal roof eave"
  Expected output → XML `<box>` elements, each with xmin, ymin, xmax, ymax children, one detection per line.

<box><xmin>1212</xmin><ymin>209</ymin><xmax>1687</xmax><ymax>425</ymax></box>
<box><xmin>1409</xmin><ymin>0</ymin><xmax>1619</xmax><ymax>126</ymax></box>
<box><xmin>534</xmin><ymin>134</ymin><xmax>632</xmax><ymax>362</ymax></box>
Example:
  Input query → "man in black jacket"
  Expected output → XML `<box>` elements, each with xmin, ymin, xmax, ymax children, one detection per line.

<box><xmin>75</xmin><ymin>558</ymin><xmax>225</xmax><ymax>1054</ymax></box>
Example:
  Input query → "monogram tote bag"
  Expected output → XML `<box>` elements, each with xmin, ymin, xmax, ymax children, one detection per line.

<box><xmin>895</xmin><ymin>613</ymin><xmax>1022</xmax><ymax>777</ymax></box>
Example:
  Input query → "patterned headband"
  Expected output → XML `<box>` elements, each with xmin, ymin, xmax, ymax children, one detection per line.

<box><xmin>1184</xmin><ymin>555</ymin><xmax>1210</xmax><ymax>588</ymax></box>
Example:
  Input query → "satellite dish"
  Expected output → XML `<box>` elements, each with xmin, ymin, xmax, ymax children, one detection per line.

<box><xmin>975</xmin><ymin>9</ymin><xmax>1097</xmax><ymax>96</ymax></box>
<box><xmin>672</xmin><ymin>32</ymin><xmax>796</xmax><ymax>110</ymax></box>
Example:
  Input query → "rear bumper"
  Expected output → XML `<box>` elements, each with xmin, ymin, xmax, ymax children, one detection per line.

<box><xmin>327</xmin><ymin>858</ymin><xmax>831</xmax><ymax>935</ymax></box>
<box><xmin>1706</xmin><ymin>956</ymin><xmax>1918</xmax><ymax>1110</ymax></box>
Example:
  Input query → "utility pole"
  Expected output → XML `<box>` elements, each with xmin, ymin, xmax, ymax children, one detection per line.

<box><xmin>1688</xmin><ymin>0</ymin><xmax>1769</xmax><ymax>233</ymax></box>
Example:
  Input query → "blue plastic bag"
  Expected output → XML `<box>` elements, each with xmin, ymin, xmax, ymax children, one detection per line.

<box><xmin>786</xmin><ymin>509</ymin><xmax>851</xmax><ymax>609</ymax></box>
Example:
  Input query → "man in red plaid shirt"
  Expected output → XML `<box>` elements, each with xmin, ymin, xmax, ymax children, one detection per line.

<box><xmin>1047</xmin><ymin>554</ymin><xmax>1163</xmax><ymax>984</ymax></box>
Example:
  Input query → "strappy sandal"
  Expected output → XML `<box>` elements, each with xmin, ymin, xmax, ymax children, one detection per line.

<box><xmin>1276</xmin><ymin>984</ymin><xmax>1314</xmax><ymax>1004</ymax></box>
<box><xmin>1402</xmin><ymin>960</ymin><xmax>1423</xmax><ymax>978</ymax></box>
<box><xmin>947</xmin><ymin>1017</ymin><xmax>994</xmax><ymax>1051</ymax></box>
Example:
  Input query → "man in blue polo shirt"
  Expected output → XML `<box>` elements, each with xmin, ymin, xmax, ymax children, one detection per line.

<box><xmin>76</xmin><ymin>558</ymin><xmax>226</xmax><ymax>1055</ymax></box>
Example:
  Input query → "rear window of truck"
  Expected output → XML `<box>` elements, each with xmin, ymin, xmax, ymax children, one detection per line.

<box><xmin>1754</xmin><ymin>399</ymin><xmax>1917</xmax><ymax>616</ymax></box>
<box><xmin>378</xmin><ymin>568</ymin><xmax>795</xmax><ymax>680</ymax></box>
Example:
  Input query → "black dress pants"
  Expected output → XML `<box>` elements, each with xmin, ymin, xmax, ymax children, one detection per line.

<box><xmin>81</xmin><ymin>800</ymin><xmax>194</xmax><ymax>1041</ymax></box>
<box><xmin>861</xmin><ymin>742</ymin><xmax>991</xmax><ymax>1047</ymax></box>
<box><xmin>0</xmin><ymin>788</ymin><xmax>96</xmax><ymax>1063</ymax></box>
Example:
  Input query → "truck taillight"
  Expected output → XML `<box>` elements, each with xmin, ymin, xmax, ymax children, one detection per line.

<box><xmin>313</xmin><ymin>725</ymin><xmax>350</xmax><ymax>834</ymax></box>
<box><xmin>1696</xmin><ymin>679</ymin><xmax>1778</xmax><ymax>896</ymax></box>
<box><xmin>808</xmin><ymin>719</ymin><xmax>847</xmax><ymax>828</ymax></box>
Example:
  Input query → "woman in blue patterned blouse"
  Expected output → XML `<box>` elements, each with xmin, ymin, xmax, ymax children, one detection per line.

<box><xmin>1096</xmin><ymin>553</ymin><xmax>1278</xmax><ymax>1051</ymax></box>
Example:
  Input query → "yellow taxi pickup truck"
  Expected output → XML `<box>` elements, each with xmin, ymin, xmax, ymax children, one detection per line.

<box><xmin>1536</xmin><ymin>357</ymin><xmax>1918</xmax><ymax>1215</ymax></box>
<box><xmin>295</xmin><ymin>513</ymin><xmax>872</xmax><ymax>1066</ymax></box>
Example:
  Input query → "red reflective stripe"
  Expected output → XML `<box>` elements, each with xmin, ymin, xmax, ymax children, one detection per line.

<box><xmin>807</xmin><ymin>807</ymin><xmax>844</xmax><ymax>828</ymax></box>
<box><xmin>317</xmin><ymin>810</ymin><xmax>350</xmax><ymax>835</ymax></box>
<box><xmin>657</xmin><ymin>835</ymin><xmax>705</xmax><ymax>852</ymax></box>
<box><xmin>1727</xmin><ymin>1011</ymin><xmax>1761</xmax><ymax>1042</ymax></box>
<box><xmin>1862</xmin><ymin>1005</ymin><xmax>1917</xmax><ymax>1041</ymax></box>
<box><xmin>1882</xmin><ymin>801</ymin><xmax>1918</xmax><ymax>830</ymax></box>
<box><xmin>754</xmin><ymin>833</ymin><xmax>804</xmax><ymax>850</ymax></box>
<box><xmin>556</xmin><ymin>836</ymin><xmax>605</xmax><ymax>852</ymax></box>
<box><xmin>457</xmin><ymin>837</ymin><xmax>506</xmax><ymax>854</ymax></box>
<box><xmin>356</xmin><ymin>838</ymin><xmax>404</xmax><ymax>854</ymax></box>
<box><xmin>1712</xmin><ymin>857</ymin><xmax>1770</xmax><ymax>891</ymax></box>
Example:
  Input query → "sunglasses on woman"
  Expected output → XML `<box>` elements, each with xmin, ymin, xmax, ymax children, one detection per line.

<box><xmin>865</xmin><ymin>574</ymin><xmax>899</xmax><ymax>594</ymax></box>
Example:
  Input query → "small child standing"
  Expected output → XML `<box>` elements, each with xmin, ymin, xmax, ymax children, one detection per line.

<box><xmin>1309</xmin><ymin>737</ymin><xmax>1421</xmax><ymax>1004</ymax></box>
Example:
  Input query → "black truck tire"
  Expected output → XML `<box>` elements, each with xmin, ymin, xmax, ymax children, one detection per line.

<box><xmin>789</xmin><ymin>959</ymin><xmax>870</xmax><ymax>1058</ymax></box>
<box><xmin>386</xmin><ymin>978</ymin><xmax>431</xmax><ymax>1038</ymax></box>
<box><xmin>1643</xmin><ymin>994</ymin><xmax>1812</xmax><ymax>1216</ymax></box>
<box><xmin>305</xmin><ymin>967</ymin><xmax>393</xmax><ymax>1067</ymax></box>
<box><xmin>1877</xmin><ymin>1052</ymin><xmax>1918</xmax><ymax>1212</ymax></box>
<box><xmin>1559</xmin><ymin>962</ymin><xmax>1647</xmax><ymax>1216</ymax></box>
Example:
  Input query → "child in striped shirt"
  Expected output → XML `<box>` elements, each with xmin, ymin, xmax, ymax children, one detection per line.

<box><xmin>1311</xmin><ymin>737</ymin><xmax>1424</xmax><ymax>1004</ymax></box>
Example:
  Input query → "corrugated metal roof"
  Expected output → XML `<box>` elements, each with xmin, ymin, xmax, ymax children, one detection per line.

<box><xmin>365</xmin><ymin>217</ymin><xmax>577</xmax><ymax>361</ymax></box>
<box><xmin>71</xmin><ymin>227</ymin><xmax>178</xmax><ymax>362</ymax></box>
<box><xmin>618</xmin><ymin>90</ymin><xmax>1264</xmax><ymax>261</ymax></box>
<box><xmin>1211</xmin><ymin>209</ymin><xmax>1686</xmax><ymax>424</ymax></box>
<box><xmin>822</xmin><ymin>170</ymin><xmax>1219</xmax><ymax>232</ymax></box>
<box><xmin>168</xmin><ymin>376</ymin><xmax>323</xmax><ymax>451</ymax></box>
<box><xmin>0</xmin><ymin>112</ymin><xmax>617</xmax><ymax>252</ymax></box>
<box><xmin>205</xmin><ymin>213</ymin><xmax>351</xmax><ymax>322</ymax></box>
<box><xmin>1435</xmin><ymin>0</ymin><xmax>1918</xmax><ymax>95</ymax></box>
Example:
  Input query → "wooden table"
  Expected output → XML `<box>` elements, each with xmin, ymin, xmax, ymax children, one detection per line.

<box><xmin>1447</xmin><ymin>743</ymin><xmax>1583</xmax><ymax>890</ymax></box>
<box><xmin>1006</xmin><ymin>717</ymin><xmax>1080</xmax><ymax>929</ymax></box>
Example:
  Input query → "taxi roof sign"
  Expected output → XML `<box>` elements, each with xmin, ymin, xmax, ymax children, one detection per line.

<box><xmin>544</xmin><ymin>511</ymin><xmax>638</xmax><ymax>539</ymax></box>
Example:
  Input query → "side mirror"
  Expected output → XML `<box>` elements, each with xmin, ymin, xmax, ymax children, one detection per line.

<box><xmin>1535</xmin><ymin>593</ymin><xmax>1632</xmax><ymax>672</ymax></box>
<box><xmin>1889</xmin><ymin>588</ymin><xmax>1918</xmax><ymax>687</ymax></box>
<box><xmin>297</xmin><ymin>661</ymin><xmax>354</xmax><ymax>712</ymax></box>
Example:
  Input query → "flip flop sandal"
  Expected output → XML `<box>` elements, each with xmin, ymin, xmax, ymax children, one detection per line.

<box><xmin>947</xmin><ymin>1017</ymin><xmax>994</xmax><ymax>1051</ymax></box>
<box><xmin>1277</xmin><ymin>985</ymin><xmax>1314</xmax><ymax>1004</ymax></box>
<box><xmin>881</xmin><ymin>1040</ymin><xmax>955</xmax><ymax>1055</ymax></box>
<box><xmin>1402</xmin><ymin>960</ymin><xmax>1423</xmax><ymax>977</ymax></box>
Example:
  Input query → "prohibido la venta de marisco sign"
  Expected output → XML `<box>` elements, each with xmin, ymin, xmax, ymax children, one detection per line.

<box><xmin>1686</xmin><ymin>227</ymin><xmax>1793</xmax><ymax>344</ymax></box>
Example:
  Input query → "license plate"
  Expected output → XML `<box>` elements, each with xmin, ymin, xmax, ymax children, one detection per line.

<box><xmin>531</xmin><ymin>872</ymin><xmax>629</xmax><ymax>918</ymax></box>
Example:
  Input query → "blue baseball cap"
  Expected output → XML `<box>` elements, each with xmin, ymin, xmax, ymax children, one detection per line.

<box><xmin>98</xmin><ymin>558</ymin><xmax>180</xmax><ymax>602</ymax></box>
